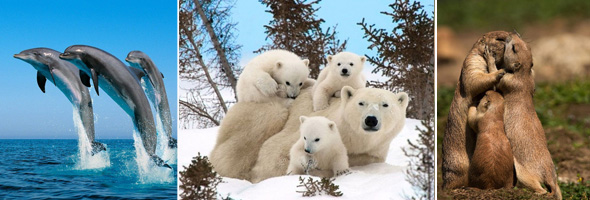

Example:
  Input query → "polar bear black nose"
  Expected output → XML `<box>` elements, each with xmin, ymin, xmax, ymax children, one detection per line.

<box><xmin>341</xmin><ymin>68</ymin><xmax>348</xmax><ymax>74</ymax></box>
<box><xmin>305</xmin><ymin>149</ymin><xmax>311</xmax><ymax>153</ymax></box>
<box><xmin>365</xmin><ymin>116</ymin><xmax>378</xmax><ymax>127</ymax></box>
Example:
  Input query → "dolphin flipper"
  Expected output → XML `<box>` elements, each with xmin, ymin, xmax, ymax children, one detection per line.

<box><xmin>80</xmin><ymin>70</ymin><xmax>91</xmax><ymax>87</ymax></box>
<box><xmin>37</xmin><ymin>71</ymin><xmax>47</xmax><ymax>93</ymax></box>
<box><xmin>90</xmin><ymin>68</ymin><xmax>99</xmax><ymax>95</ymax></box>
<box><xmin>128</xmin><ymin>67</ymin><xmax>145</xmax><ymax>79</ymax></box>
<box><xmin>91</xmin><ymin>141</ymin><xmax>107</xmax><ymax>156</ymax></box>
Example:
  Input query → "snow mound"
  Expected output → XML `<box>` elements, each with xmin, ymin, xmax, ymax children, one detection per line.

<box><xmin>179</xmin><ymin>118</ymin><xmax>423</xmax><ymax>199</ymax></box>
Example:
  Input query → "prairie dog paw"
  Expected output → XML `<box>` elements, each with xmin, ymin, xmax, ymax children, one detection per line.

<box><xmin>496</xmin><ymin>69</ymin><xmax>506</xmax><ymax>80</ymax></box>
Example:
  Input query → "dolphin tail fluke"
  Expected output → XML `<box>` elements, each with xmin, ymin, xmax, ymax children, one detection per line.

<box><xmin>91</xmin><ymin>141</ymin><xmax>107</xmax><ymax>156</ymax></box>
<box><xmin>168</xmin><ymin>137</ymin><xmax>177</xmax><ymax>149</ymax></box>
<box><xmin>151</xmin><ymin>155</ymin><xmax>171</xmax><ymax>169</ymax></box>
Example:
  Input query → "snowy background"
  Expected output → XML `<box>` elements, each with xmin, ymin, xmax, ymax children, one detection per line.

<box><xmin>178</xmin><ymin>118</ymin><xmax>423</xmax><ymax>199</ymax></box>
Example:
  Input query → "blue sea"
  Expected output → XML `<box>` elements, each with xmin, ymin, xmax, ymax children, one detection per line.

<box><xmin>0</xmin><ymin>139</ymin><xmax>177</xmax><ymax>199</ymax></box>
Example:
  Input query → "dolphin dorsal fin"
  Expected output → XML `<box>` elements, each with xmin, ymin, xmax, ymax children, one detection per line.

<box><xmin>128</xmin><ymin>67</ymin><xmax>146</xmax><ymax>80</ymax></box>
<box><xmin>37</xmin><ymin>71</ymin><xmax>47</xmax><ymax>93</ymax></box>
<box><xmin>80</xmin><ymin>70</ymin><xmax>91</xmax><ymax>87</ymax></box>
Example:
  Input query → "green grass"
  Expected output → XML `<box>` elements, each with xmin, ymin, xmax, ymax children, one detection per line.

<box><xmin>438</xmin><ymin>0</ymin><xmax>590</xmax><ymax>30</ymax></box>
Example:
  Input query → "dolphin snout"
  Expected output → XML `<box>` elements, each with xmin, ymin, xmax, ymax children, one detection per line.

<box><xmin>13</xmin><ymin>53</ymin><xmax>24</xmax><ymax>59</ymax></box>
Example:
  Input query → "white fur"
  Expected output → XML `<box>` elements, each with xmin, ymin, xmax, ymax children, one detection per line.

<box><xmin>250</xmin><ymin>86</ymin><xmax>409</xmax><ymax>183</ymax></box>
<box><xmin>286</xmin><ymin>116</ymin><xmax>349</xmax><ymax>177</ymax></box>
<box><xmin>312</xmin><ymin>52</ymin><xmax>366</xmax><ymax>111</ymax></box>
<box><xmin>236</xmin><ymin>49</ymin><xmax>310</xmax><ymax>103</ymax></box>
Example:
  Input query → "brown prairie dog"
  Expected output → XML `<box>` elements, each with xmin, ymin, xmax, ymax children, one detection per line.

<box><xmin>467</xmin><ymin>90</ymin><xmax>514</xmax><ymax>189</ymax></box>
<box><xmin>442</xmin><ymin>31</ymin><xmax>510</xmax><ymax>189</ymax></box>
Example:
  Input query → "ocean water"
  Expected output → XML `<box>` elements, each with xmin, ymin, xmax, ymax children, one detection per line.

<box><xmin>0</xmin><ymin>139</ymin><xmax>177</xmax><ymax>199</ymax></box>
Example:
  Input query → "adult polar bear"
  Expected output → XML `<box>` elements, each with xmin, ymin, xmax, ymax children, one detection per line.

<box><xmin>250</xmin><ymin>86</ymin><xmax>409</xmax><ymax>183</ymax></box>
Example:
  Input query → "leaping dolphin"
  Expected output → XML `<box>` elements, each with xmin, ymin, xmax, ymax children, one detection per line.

<box><xmin>59</xmin><ymin>45</ymin><xmax>170</xmax><ymax>169</ymax></box>
<box><xmin>14</xmin><ymin>48</ymin><xmax>106</xmax><ymax>155</ymax></box>
<box><xmin>125</xmin><ymin>51</ymin><xmax>177</xmax><ymax>148</ymax></box>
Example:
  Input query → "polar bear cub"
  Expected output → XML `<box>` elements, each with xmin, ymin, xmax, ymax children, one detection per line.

<box><xmin>287</xmin><ymin>116</ymin><xmax>349</xmax><ymax>177</ymax></box>
<box><xmin>237</xmin><ymin>49</ymin><xmax>310</xmax><ymax>103</ymax></box>
<box><xmin>312</xmin><ymin>52</ymin><xmax>366</xmax><ymax>111</ymax></box>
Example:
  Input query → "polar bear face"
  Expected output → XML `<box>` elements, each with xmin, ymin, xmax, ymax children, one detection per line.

<box><xmin>327</xmin><ymin>52</ymin><xmax>366</xmax><ymax>81</ymax></box>
<box><xmin>299</xmin><ymin>116</ymin><xmax>339</xmax><ymax>154</ymax></box>
<box><xmin>273</xmin><ymin>59</ymin><xmax>310</xmax><ymax>99</ymax></box>
<box><xmin>340</xmin><ymin>86</ymin><xmax>409</xmax><ymax>136</ymax></box>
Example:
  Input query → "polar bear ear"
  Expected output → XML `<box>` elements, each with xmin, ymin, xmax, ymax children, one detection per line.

<box><xmin>328</xmin><ymin>122</ymin><xmax>336</xmax><ymax>131</ymax></box>
<box><xmin>302</xmin><ymin>59</ymin><xmax>310</xmax><ymax>67</ymax></box>
<box><xmin>275</xmin><ymin>61</ymin><xmax>283</xmax><ymax>70</ymax></box>
<box><xmin>299</xmin><ymin>116</ymin><xmax>308</xmax><ymax>124</ymax></box>
<box><xmin>395</xmin><ymin>92</ymin><xmax>409</xmax><ymax>110</ymax></box>
<box><xmin>341</xmin><ymin>86</ymin><xmax>356</xmax><ymax>104</ymax></box>
<box><xmin>327</xmin><ymin>55</ymin><xmax>333</xmax><ymax>64</ymax></box>
<box><xmin>360</xmin><ymin>56</ymin><xmax>366</xmax><ymax>63</ymax></box>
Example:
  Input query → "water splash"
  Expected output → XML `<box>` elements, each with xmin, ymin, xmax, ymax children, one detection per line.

<box><xmin>72</xmin><ymin>107</ymin><xmax>110</xmax><ymax>169</ymax></box>
<box><xmin>141</xmin><ymin>78</ymin><xmax>177</xmax><ymax>165</ymax></box>
<box><xmin>132</xmin><ymin>130</ymin><xmax>173</xmax><ymax>183</ymax></box>
<box><xmin>155</xmin><ymin>114</ymin><xmax>176</xmax><ymax>164</ymax></box>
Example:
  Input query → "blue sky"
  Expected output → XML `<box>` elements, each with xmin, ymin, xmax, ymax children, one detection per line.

<box><xmin>0</xmin><ymin>1</ymin><xmax>177</xmax><ymax>139</ymax></box>
<box><xmin>233</xmin><ymin>0</ymin><xmax>434</xmax><ymax>62</ymax></box>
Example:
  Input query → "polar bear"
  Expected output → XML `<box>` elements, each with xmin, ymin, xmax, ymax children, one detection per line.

<box><xmin>312</xmin><ymin>52</ymin><xmax>366</xmax><ymax>111</ymax></box>
<box><xmin>236</xmin><ymin>49</ymin><xmax>311</xmax><ymax>103</ymax></box>
<box><xmin>250</xmin><ymin>86</ymin><xmax>409</xmax><ymax>183</ymax></box>
<box><xmin>287</xmin><ymin>116</ymin><xmax>349</xmax><ymax>177</ymax></box>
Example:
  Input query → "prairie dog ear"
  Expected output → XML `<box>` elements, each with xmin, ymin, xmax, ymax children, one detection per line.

<box><xmin>360</xmin><ymin>56</ymin><xmax>366</xmax><ymax>63</ymax></box>
<box><xmin>396</xmin><ymin>92</ymin><xmax>409</xmax><ymax>110</ymax></box>
<box><xmin>328</xmin><ymin>122</ymin><xmax>336</xmax><ymax>131</ymax></box>
<box><xmin>341</xmin><ymin>86</ymin><xmax>355</xmax><ymax>104</ymax></box>
<box><xmin>327</xmin><ymin>55</ymin><xmax>333</xmax><ymax>64</ymax></box>
<box><xmin>302</xmin><ymin>59</ymin><xmax>310</xmax><ymax>67</ymax></box>
<box><xmin>276</xmin><ymin>61</ymin><xmax>283</xmax><ymax>69</ymax></box>
<box><xmin>299</xmin><ymin>116</ymin><xmax>308</xmax><ymax>124</ymax></box>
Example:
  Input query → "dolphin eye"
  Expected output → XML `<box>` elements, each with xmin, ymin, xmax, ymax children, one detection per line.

<box><xmin>383</xmin><ymin>103</ymin><xmax>389</xmax><ymax>107</ymax></box>
<box><xmin>359</xmin><ymin>102</ymin><xmax>364</xmax><ymax>106</ymax></box>
<box><xmin>286</xmin><ymin>81</ymin><xmax>290</xmax><ymax>86</ymax></box>
<box><xmin>315</xmin><ymin>138</ymin><xmax>320</xmax><ymax>142</ymax></box>
<box><xmin>349</xmin><ymin>62</ymin><xmax>353</xmax><ymax>66</ymax></box>
<box><xmin>337</xmin><ymin>63</ymin><xmax>341</xmax><ymax>66</ymax></box>
<box><xmin>304</xmin><ymin>137</ymin><xmax>306</xmax><ymax>140</ymax></box>
<box><xmin>299</xmin><ymin>82</ymin><xmax>302</xmax><ymax>86</ymax></box>
<box><xmin>33</xmin><ymin>52</ymin><xmax>40</xmax><ymax>56</ymax></box>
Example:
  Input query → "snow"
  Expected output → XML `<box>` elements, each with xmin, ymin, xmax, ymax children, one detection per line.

<box><xmin>178</xmin><ymin>118</ymin><xmax>423</xmax><ymax>199</ymax></box>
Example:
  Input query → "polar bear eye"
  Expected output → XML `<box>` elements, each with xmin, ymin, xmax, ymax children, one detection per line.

<box><xmin>337</xmin><ymin>63</ymin><xmax>341</xmax><ymax>66</ymax></box>
<box><xmin>315</xmin><ymin>138</ymin><xmax>320</xmax><ymax>142</ymax></box>
<box><xmin>349</xmin><ymin>62</ymin><xmax>353</xmax><ymax>66</ymax></box>
<box><xmin>358</xmin><ymin>102</ymin><xmax>364</xmax><ymax>106</ymax></box>
<box><xmin>286</xmin><ymin>81</ymin><xmax>291</xmax><ymax>86</ymax></box>
<box><xmin>383</xmin><ymin>103</ymin><xmax>389</xmax><ymax>107</ymax></box>
<box><xmin>304</xmin><ymin>137</ymin><xmax>307</xmax><ymax>140</ymax></box>
<box><xmin>299</xmin><ymin>82</ymin><xmax>302</xmax><ymax>86</ymax></box>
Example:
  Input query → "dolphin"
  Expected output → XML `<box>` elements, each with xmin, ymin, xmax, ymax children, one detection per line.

<box><xmin>14</xmin><ymin>48</ymin><xmax>106</xmax><ymax>155</ymax></box>
<box><xmin>59</xmin><ymin>45</ymin><xmax>170</xmax><ymax>168</ymax></box>
<box><xmin>125</xmin><ymin>51</ymin><xmax>177</xmax><ymax>148</ymax></box>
